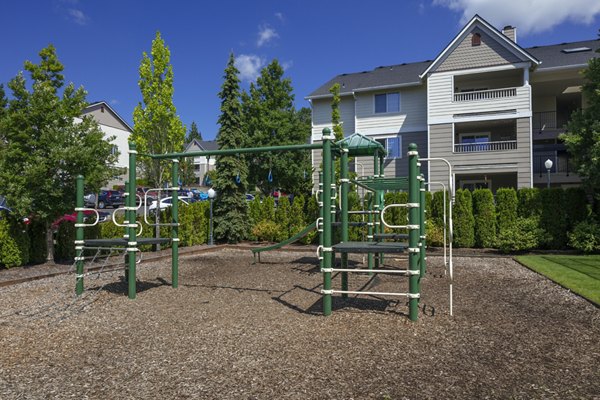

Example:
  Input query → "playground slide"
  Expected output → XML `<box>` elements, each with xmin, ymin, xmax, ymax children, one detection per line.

<box><xmin>252</xmin><ymin>221</ymin><xmax>317</xmax><ymax>262</ymax></box>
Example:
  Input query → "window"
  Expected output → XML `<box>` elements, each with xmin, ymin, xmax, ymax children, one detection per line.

<box><xmin>458</xmin><ymin>133</ymin><xmax>490</xmax><ymax>152</ymax></box>
<box><xmin>110</xmin><ymin>145</ymin><xmax>118</xmax><ymax>155</ymax></box>
<box><xmin>461</xmin><ymin>180</ymin><xmax>490</xmax><ymax>191</ymax></box>
<box><xmin>374</xmin><ymin>93</ymin><xmax>400</xmax><ymax>114</ymax></box>
<box><xmin>375</xmin><ymin>136</ymin><xmax>402</xmax><ymax>159</ymax></box>
<box><xmin>472</xmin><ymin>33</ymin><xmax>481</xmax><ymax>46</ymax></box>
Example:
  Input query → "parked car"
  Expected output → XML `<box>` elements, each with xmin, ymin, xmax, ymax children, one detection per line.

<box><xmin>148</xmin><ymin>196</ymin><xmax>194</xmax><ymax>213</ymax></box>
<box><xmin>97</xmin><ymin>190</ymin><xmax>125</xmax><ymax>209</ymax></box>
<box><xmin>51</xmin><ymin>210</ymin><xmax>109</xmax><ymax>230</ymax></box>
<box><xmin>84</xmin><ymin>193</ymin><xmax>96</xmax><ymax>207</ymax></box>
<box><xmin>0</xmin><ymin>195</ymin><xmax>11</xmax><ymax>214</ymax></box>
<box><xmin>136</xmin><ymin>187</ymin><xmax>156</xmax><ymax>205</ymax></box>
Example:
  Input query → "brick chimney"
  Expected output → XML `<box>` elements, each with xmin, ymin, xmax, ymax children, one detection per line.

<box><xmin>502</xmin><ymin>25</ymin><xmax>517</xmax><ymax>42</ymax></box>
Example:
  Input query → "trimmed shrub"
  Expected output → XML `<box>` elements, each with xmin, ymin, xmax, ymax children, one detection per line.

<box><xmin>431</xmin><ymin>190</ymin><xmax>449</xmax><ymax>227</ymax></box>
<box><xmin>260</xmin><ymin>196</ymin><xmax>276</xmax><ymax>222</ymax></box>
<box><xmin>425</xmin><ymin>191</ymin><xmax>432</xmax><ymax>222</ymax></box>
<box><xmin>247</xmin><ymin>197</ymin><xmax>263</xmax><ymax>241</ymax></box>
<box><xmin>289</xmin><ymin>195</ymin><xmax>306</xmax><ymax>237</ymax></box>
<box><xmin>568</xmin><ymin>220</ymin><xmax>600</xmax><ymax>253</ymax></box>
<box><xmin>302</xmin><ymin>194</ymin><xmax>320</xmax><ymax>244</ymax></box>
<box><xmin>495</xmin><ymin>188</ymin><xmax>517</xmax><ymax>234</ymax></box>
<box><xmin>426</xmin><ymin>220</ymin><xmax>445</xmax><ymax>247</ymax></box>
<box><xmin>472</xmin><ymin>189</ymin><xmax>496</xmax><ymax>248</ymax></box>
<box><xmin>497</xmin><ymin>216</ymin><xmax>543</xmax><ymax>253</ymax></box>
<box><xmin>563</xmin><ymin>187</ymin><xmax>588</xmax><ymax>230</ymax></box>
<box><xmin>539</xmin><ymin>188</ymin><xmax>567</xmax><ymax>249</ymax></box>
<box><xmin>0</xmin><ymin>215</ymin><xmax>29</xmax><ymax>268</ymax></box>
<box><xmin>28</xmin><ymin>219</ymin><xmax>48</xmax><ymax>264</ymax></box>
<box><xmin>453</xmin><ymin>189</ymin><xmax>475</xmax><ymax>248</ymax></box>
<box><xmin>252</xmin><ymin>220</ymin><xmax>280</xmax><ymax>242</ymax></box>
<box><xmin>348</xmin><ymin>191</ymin><xmax>363</xmax><ymax>241</ymax></box>
<box><xmin>275</xmin><ymin>196</ymin><xmax>291</xmax><ymax>241</ymax></box>
<box><xmin>517</xmin><ymin>188</ymin><xmax>540</xmax><ymax>218</ymax></box>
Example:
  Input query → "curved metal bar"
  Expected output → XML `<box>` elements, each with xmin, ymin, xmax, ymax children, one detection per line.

<box><xmin>74</xmin><ymin>207</ymin><xmax>100</xmax><ymax>227</ymax></box>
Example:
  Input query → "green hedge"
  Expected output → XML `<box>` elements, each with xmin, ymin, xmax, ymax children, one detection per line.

<box><xmin>473</xmin><ymin>189</ymin><xmax>496</xmax><ymax>248</ymax></box>
<box><xmin>539</xmin><ymin>188</ymin><xmax>568</xmax><ymax>249</ymax></box>
<box><xmin>0</xmin><ymin>214</ymin><xmax>30</xmax><ymax>268</ymax></box>
<box><xmin>453</xmin><ymin>189</ymin><xmax>474</xmax><ymax>248</ymax></box>
<box><xmin>517</xmin><ymin>188</ymin><xmax>540</xmax><ymax>218</ymax></box>
<box><xmin>495</xmin><ymin>188</ymin><xmax>517</xmax><ymax>234</ymax></box>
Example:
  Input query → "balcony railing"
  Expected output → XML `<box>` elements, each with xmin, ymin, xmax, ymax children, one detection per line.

<box><xmin>532</xmin><ymin>111</ymin><xmax>572</xmax><ymax>131</ymax></box>
<box><xmin>454</xmin><ymin>140</ymin><xmax>517</xmax><ymax>153</ymax></box>
<box><xmin>533</xmin><ymin>155</ymin><xmax>571</xmax><ymax>175</ymax></box>
<box><xmin>454</xmin><ymin>87</ymin><xmax>517</xmax><ymax>102</ymax></box>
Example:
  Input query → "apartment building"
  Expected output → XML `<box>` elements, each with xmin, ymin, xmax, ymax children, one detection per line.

<box><xmin>307</xmin><ymin>15</ymin><xmax>598</xmax><ymax>192</ymax></box>
<box><xmin>184</xmin><ymin>138</ymin><xmax>217</xmax><ymax>186</ymax></box>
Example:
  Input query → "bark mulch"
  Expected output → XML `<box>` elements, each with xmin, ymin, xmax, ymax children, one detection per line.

<box><xmin>0</xmin><ymin>249</ymin><xmax>598</xmax><ymax>399</ymax></box>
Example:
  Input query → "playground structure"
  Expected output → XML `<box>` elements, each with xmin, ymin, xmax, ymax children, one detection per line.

<box><xmin>73</xmin><ymin>128</ymin><xmax>453</xmax><ymax>321</ymax></box>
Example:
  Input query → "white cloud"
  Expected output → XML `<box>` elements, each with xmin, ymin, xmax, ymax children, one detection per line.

<box><xmin>275</xmin><ymin>12</ymin><xmax>284</xmax><ymax>22</ymax></box>
<box><xmin>235</xmin><ymin>54</ymin><xmax>266</xmax><ymax>82</ymax></box>
<box><xmin>433</xmin><ymin>0</ymin><xmax>600</xmax><ymax>35</ymax></box>
<box><xmin>281</xmin><ymin>60</ymin><xmax>293</xmax><ymax>71</ymax></box>
<box><xmin>67</xmin><ymin>8</ymin><xmax>88</xmax><ymax>25</ymax></box>
<box><xmin>257</xmin><ymin>24</ymin><xmax>278</xmax><ymax>47</ymax></box>
<box><xmin>110</xmin><ymin>99</ymin><xmax>119</xmax><ymax>105</ymax></box>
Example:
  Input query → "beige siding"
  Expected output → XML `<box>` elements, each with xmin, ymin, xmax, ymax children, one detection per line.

<box><xmin>311</xmin><ymin>97</ymin><xmax>355</xmax><ymax>138</ymax></box>
<box><xmin>428</xmin><ymin>73</ymin><xmax>531</xmax><ymax>122</ymax></box>
<box><xmin>429</xmin><ymin>119</ymin><xmax>531</xmax><ymax>189</ymax></box>
<box><xmin>355</xmin><ymin>86</ymin><xmax>427</xmax><ymax>134</ymax></box>
<box><xmin>83</xmin><ymin>104</ymin><xmax>131</xmax><ymax>131</ymax></box>
<box><xmin>437</xmin><ymin>28</ymin><xmax>521</xmax><ymax>72</ymax></box>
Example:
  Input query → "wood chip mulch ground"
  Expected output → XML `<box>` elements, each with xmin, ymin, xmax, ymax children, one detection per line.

<box><xmin>0</xmin><ymin>249</ymin><xmax>598</xmax><ymax>399</ymax></box>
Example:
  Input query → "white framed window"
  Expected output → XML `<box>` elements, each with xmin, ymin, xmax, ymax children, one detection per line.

<box><xmin>374</xmin><ymin>93</ymin><xmax>400</xmax><ymax>114</ymax></box>
<box><xmin>375</xmin><ymin>135</ymin><xmax>402</xmax><ymax>159</ymax></box>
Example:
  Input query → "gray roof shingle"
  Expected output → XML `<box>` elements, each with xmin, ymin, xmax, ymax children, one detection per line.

<box><xmin>307</xmin><ymin>39</ymin><xmax>599</xmax><ymax>99</ymax></box>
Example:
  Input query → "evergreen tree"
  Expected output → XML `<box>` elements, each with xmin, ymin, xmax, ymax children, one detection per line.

<box><xmin>563</xmin><ymin>34</ymin><xmax>600</xmax><ymax>200</ymax></box>
<box><xmin>0</xmin><ymin>45</ymin><xmax>115</xmax><ymax>260</ymax></box>
<box><xmin>330</xmin><ymin>83</ymin><xmax>344</xmax><ymax>141</ymax></box>
<box><xmin>185</xmin><ymin>121</ymin><xmax>203</xmax><ymax>144</ymax></box>
<box><xmin>213</xmin><ymin>53</ymin><xmax>249</xmax><ymax>243</ymax></box>
<box><xmin>132</xmin><ymin>31</ymin><xmax>186</xmax><ymax>187</ymax></box>
<box><xmin>243</xmin><ymin>60</ymin><xmax>312</xmax><ymax>196</ymax></box>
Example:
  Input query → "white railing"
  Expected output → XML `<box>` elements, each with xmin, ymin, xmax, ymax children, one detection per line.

<box><xmin>454</xmin><ymin>140</ymin><xmax>517</xmax><ymax>153</ymax></box>
<box><xmin>454</xmin><ymin>87</ymin><xmax>517</xmax><ymax>102</ymax></box>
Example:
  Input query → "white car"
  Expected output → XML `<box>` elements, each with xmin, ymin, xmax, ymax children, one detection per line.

<box><xmin>148</xmin><ymin>196</ymin><xmax>193</xmax><ymax>213</ymax></box>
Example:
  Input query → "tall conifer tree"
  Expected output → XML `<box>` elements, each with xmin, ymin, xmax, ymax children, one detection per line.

<box><xmin>213</xmin><ymin>53</ymin><xmax>249</xmax><ymax>243</ymax></box>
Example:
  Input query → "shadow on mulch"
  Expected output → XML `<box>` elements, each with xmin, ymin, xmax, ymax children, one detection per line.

<box><xmin>89</xmin><ymin>276</ymin><xmax>171</xmax><ymax>296</ymax></box>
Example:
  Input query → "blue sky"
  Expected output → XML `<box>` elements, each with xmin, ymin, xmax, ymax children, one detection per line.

<box><xmin>2</xmin><ymin>0</ymin><xmax>600</xmax><ymax>140</ymax></box>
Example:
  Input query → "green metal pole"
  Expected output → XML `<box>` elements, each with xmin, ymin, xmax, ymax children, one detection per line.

<box><xmin>171</xmin><ymin>160</ymin><xmax>179</xmax><ymax>288</ymax></box>
<box><xmin>373</xmin><ymin>151</ymin><xmax>380</xmax><ymax>270</ymax></box>
<box><xmin>408</xmin><ymin>143</ymin><xmax>420</xmax><ymax>321</ymax></box>
<box><xmin>127</xmin><ymin>142</ymin><xmax>138</xmax><ymax>300</ymax></box>
<box><xmin>419</xmin><ymin>173</ymin><xmax>426</xmax><ymax>278</ymax></box>
<box><xmin>318</xmin><ymin>171</ymin><xmax>323</xmax><ymax>271</ymax></box>
<box><xmin>322</xmin><ymin>128</ymin><xmax>334</xmax><ymax>316</ymax></box>
<box><xmin>367</xmin><ymin>192</ymin><xmax>374</xmax><ymax>270</ymax></box>
<box><xmin>75</xmin><ymin>175</ymin><xmax>84</xmax><ymax>295</ymax></box>
<box><xmin>340</xmin><ymin>142</ymin><xmax>349</xmax><ymax>298</ymax></box>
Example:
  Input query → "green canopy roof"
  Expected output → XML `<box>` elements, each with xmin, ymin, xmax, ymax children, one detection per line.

<box><xmin>335</xmin><ymin>132</ymin><xmax>385</xmax><ymax>157</ymax></box>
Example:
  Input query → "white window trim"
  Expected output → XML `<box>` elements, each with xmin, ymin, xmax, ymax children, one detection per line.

<box><xmin>375</xmin><ymin>134</ymin><xmax>403</xmax><ymax>159</ymax></box>
<box><xmin>374</xmin><ymin>92</ymin><xmax>401</xmax><ymax>114</ymax></box>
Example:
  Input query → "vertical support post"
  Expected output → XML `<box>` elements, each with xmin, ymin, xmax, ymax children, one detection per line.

<box><xmin>75</xmin><ymin>175</ymin><xmax>84</xmax><ymax>296</ymax></box>
<box><xmin>373</xmin><ymin>150</ymin><xmax>380</xmax><ymax>270</ymax></box>
<box><xmin>171</xmin><ymin>159</ymin><xmax>179</xmax><ymax>288</ymax></box>
<box><xmin>340</xmin><ymin>142</ymin><xmax>349</xmax><ymax>297</ymax></box>
<box><xmin>322</xmin><ymin>128</ymin><xmax>333</xmax><ymax>316</ymax></box>
<box><xmin>317</xmin><ymin>172</ymin><xmax>324</xmax><ymax>280</ymax></box>
<box><xmin>408</xmin><ymin>143</ymin><xmax>420</xmax><ymax>321</ymax></box>
<box><xmin>127</xmin><ymin>142</ymin><xmax>138</xmax><ymax>300</ymax></box>
<box><xmin>419</xmin><ymin>174</ymin><xmax>426</xmax><ymax>277</ymax></box>
<box><xmin>367</xmin><ymin>192</ymin><xmax>374</xmax><ymax>270</ymax></box>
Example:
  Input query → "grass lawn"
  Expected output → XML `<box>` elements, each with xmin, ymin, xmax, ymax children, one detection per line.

<box><xmin>515</xmin><ymin>255</ymin><xmax>600</xmax><ymax>306</ymax></box>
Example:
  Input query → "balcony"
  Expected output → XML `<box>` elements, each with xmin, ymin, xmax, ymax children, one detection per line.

<box><xmin>533</xmin><ymin>154</ymin><xmax>571</xmax><ymax>175</ymax></box>
<box><xmin>532</xmin><ymin>111</ymin><xmax>572</xmax><ymax>132</ymax></box>
<box><xmin>454</xmin><ymin>140</ymin><xmax>517</xmax><ymax>153</ymax></box>
<box><xmin>454</xmin><ymin>87</ymin><xmax>517</xmax><ymax>103</ymax></box>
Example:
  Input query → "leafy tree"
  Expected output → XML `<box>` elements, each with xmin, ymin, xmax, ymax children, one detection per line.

<box><xmin>0</xmin><ymin>45</ymin><xmax>115</xmax><ymax>261</ymax></box>
<box><xmin>213</xmin><ymin>53</ymin><xmax>249</xmax><ymax>243</ymax></box>
<box><xmin>472</xmin><ymin>189</ymin><xmax>496</xmax><ymax>248</ymax></box>
<box><xmin>185</xmin><ymin>121</ymin><xmax>203</xmax><ymax>144</ymax></box>
<box><xmin>180</xmin><ymin>157</ymin><xmax>196</xmax><ymax>186</ymax></box>
<box><xmin>132</xmin><ymin>31</ymin><xmax>186</xmax><ymax>187</ymax></box>
<box><xmin>243</xmin><ymin>60</ymin><xmax>312</xmax><ymax>196</ymax></box>
<box><xmin>453</xmin><ymin>189</ymin><xmax>475</xmax><ymax>248</ymax></box>
<box><xmin>563</xmin><ymin>35</ymin><xmax>600</xmax><ymax>199</ymax></box>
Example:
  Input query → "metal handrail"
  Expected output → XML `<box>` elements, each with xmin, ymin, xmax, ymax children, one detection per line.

<box><xmin>454</xmin><ymin>87</ymin><xmax>517</xmax><ymax>102</ymax></box>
